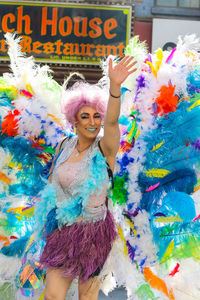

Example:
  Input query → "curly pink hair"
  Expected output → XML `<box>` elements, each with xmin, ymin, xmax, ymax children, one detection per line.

<box><xmin>61</xmin><ymin>81</ymin><xmax>108</xmax><ymax>124</ymax></box>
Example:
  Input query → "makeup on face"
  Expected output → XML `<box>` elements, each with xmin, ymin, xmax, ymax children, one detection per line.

<box><xmin>80</xmin><ymin>112</ymin><xmax>101</xmax><ymax>122</ymax></box>
<box><xmin>76</xmin><ymin>106</ymin><xmax>102</xmax><ymax>136</ymax></box>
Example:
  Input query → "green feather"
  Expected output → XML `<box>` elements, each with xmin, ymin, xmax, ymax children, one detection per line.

<box><xmin>135</xmin><ymin>284</ymin><xmax>156</xmax><ymax>300</ymax></box>
<box><xmin>110</xmin><ymin>173</ymin><xmax>129</xmax><ymax>206</ymax></box>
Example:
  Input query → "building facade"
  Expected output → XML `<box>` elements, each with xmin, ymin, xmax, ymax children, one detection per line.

<box><xmin>0</xmin><ymin>0</ymin><xmax>199</xmax><ymax>83</ymax></box>
<box><xmin>0</xmin><ymin>0</ymin><xmax>134</xmax><ymax>83</ymax></box>
<box><xmin>134</xmin><ymin>0</ymin><xmax>200</xmax><ymax>51</ymax></box>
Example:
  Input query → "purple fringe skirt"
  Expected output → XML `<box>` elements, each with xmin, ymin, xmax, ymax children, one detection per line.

<box><xmin>40</xmin><ymin>210</ymin><xmax>117</xmax><ymax>281</ymax></box>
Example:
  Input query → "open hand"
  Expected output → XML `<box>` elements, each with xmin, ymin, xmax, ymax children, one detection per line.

<box><xmin>108</xmin><ymin>56</ymin><xmax>137</xmax><ymax>86</ymax></box>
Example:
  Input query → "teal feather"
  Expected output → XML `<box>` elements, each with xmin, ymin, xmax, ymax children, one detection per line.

<box><xmin>143</xmin><ymin>101</ymin><xmax>200</xmax><ymax>171</ymax></box>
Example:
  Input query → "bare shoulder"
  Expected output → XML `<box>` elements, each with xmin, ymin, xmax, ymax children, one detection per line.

<box><xmin>106</xmin><ymin>156</ymin><xmax>117</xmax><ymax>172</ymax></box>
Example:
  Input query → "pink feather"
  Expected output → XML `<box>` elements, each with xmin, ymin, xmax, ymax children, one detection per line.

<box><xmin>146</xmin><ymin>182</ymin><xmax>160</xmax><ymax>192</ymax></box>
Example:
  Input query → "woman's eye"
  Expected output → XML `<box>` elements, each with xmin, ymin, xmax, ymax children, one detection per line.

<box><xmin>94</xmin><ymin>115</ymin><xmax>101</xmax><ymax>118</ymax></box>
<box><xmin>80</xmin><ymin>114</ymin><xmax>89</xmax><ymax>119</ymax></box>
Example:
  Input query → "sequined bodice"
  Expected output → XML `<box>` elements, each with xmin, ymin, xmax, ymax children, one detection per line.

<box><xmin>51</xmin><ymin>136</ymin><xmax>109</xmax><ymax>225</ymax></box>
<box><xmin>57</xmin><ymin>160</ymin><xmax>108</xmax><ymax>208</ymax></box>
<box><xmin>52</xmin><ymin>136</ymin><xmax>91</xmax><ymax>198</ymax></box>
<box><xmin>58</xmin><ymin>161</ymin><xmax>81</xmax><ymax>190</ymax></box>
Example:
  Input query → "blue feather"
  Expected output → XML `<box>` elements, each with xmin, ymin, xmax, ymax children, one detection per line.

<box><xmin>1</xmin><ymin>236</ymin><xmax>29</xmax><ymax>257</ymax></box>
<box><xmin>139</xmin><ymin>168</ymin><xmax>196</xmax><ymax>211</ymax></box>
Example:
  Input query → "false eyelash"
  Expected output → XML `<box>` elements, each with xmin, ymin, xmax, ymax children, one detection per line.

<box><xmin>80</xmin><ymin>115</ymin><xmax>89</xmax><ymax>119</ymax></box>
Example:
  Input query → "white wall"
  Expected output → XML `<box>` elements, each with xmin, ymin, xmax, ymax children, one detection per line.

<box><xmin>152</xmin><ymin>18</ymin><xmax>200</xmax><ymax>51</ymax></box>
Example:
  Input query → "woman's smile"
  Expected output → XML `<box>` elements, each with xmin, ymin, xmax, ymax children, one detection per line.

<box><xmin>85</xmin><ymin>127</ymin><xmax>97</xmax><ymax>133</ymax></box>
<box><xmin>75</xmin><ymin>106</ymin><xmax>102</xmax><ymax>138</ymax></box>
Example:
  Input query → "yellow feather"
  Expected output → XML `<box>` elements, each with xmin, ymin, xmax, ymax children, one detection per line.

<box><xmin>0</xmin><ymin>85</ymin><xmax>18</xmax><ymax>96</ymax></box>
<box><xmin>117</xmin><ymin>225</ymin><xmax>128</xmax><ymax>256</ymax></box>
<box><xmin>144</xmin><ymin>168</ymin><xmax>170</xmax><ymax>178</ymax></box>
<box><xmin>8</xmin><ymin>160</ymin><xmax>22</xmax><ymax>169</ymax></box>
<box><xmin>23</xmin><ymin>73</ymin><xmax>34</xmax><ymax>95</ymax></box>
<box><xmin>124</xmin><ymin>219</ymin><xmax>137</xmax><ymax>236</ymax></box>
<box><xmin>154</xmin><ymin>215</ymin><xmax>183</xmax><ymax>223</ymax></box>
<box><xmin>188</xmin><ymin>99</ymin><xmax>200</xmax><ymax>111</ymax></box>
<box><xmin>161</xmin><ymin>240</ymin><xmax>174</xmax><ymax>263</ymax></box>
<box><xmin>26</xmin><ymin>83</ymin><xmax>34</xmax><ymax>95</ymax></box>
<box><xmin>16</xmin><ymin>207</ymin><xmax>35</xmax><ymax>221</ymax></box>
<box><xmin>7</xmin><ymin>207</ymin><xmax>25</xmax><ymax>214</ymax></box>
<box><xmin>25</xmin><ymin>233</ymin><xmax>36</xmax><ymax>252</ymax></box>
<box><xmin>155</xmin><ymin>49</ymin><xmax>163</xmax><ymax>72</ymax></box>
<box><xmin>150</xmin><ymin>140</ymin><xmax>164</xmax><ymax>152</ymax></box>
<box><xmin>186</xmin><ymin>51</ymin><xmax>195</xmax><ymax>57</ymax></box>
<box><xmin>135</xmin><ymin>128</ymin><xmax>140</xmax><ymax>141</ymax></box>
<box><xmin>146</xmin><ymin>61</ymin><xmax>157</xmax><ymax>78</ymax></box>
<box><xmin>127</xmin><ymin>121</ymin><xmax>136</xmax><ymax>141</ymax></box>
<box><xmin>38</xmin><ymin>289</ymin><xmax>45</xmax><ymax>300</ymax></box>
<box><xmin>47</xmin><ymin>113</ymin><xmax>63</xmax><ymax>127</ymax></box>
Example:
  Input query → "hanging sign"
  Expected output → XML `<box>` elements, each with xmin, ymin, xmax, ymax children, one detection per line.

<box><xmin>0</xmin><ymin>1</ymin><xmax>132</xmax><ymax>64</ymax></box>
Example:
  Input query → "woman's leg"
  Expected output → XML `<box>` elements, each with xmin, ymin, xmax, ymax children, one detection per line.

<box><xmin>78</xmin><ymin>277</ymin><xmax>100</xmax><ymax>300</ymax></box>
<box><xmin>44</xmin><ymin>267</ymin><xmax>73</xmax><ymax>300</ymax></box>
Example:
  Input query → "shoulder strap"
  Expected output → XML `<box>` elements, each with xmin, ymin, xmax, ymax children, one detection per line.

<box><xmin>51</xmin><ymin>136</ymin><xmax>69</xmax><ymax>172</ymax></box>
<box><xmin>59</xmin><ymin>136</ymin><xmax>69</xmax><ymax>151</ymax></box>
<box><xmin>98</xmin><ymin>140</ymin><xmax>114</xmax><ymax>189</ymax></box>
<box><xmin>48</xmin><ymin>136</ymin><xmax>74</xmax><ymax>179</ymax></box>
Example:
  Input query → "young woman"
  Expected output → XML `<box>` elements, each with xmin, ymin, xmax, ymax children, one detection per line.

<box><xmin>40</xmin><ymin>56</ymin><xmax>137</xmax><ymax>300</ymax></box>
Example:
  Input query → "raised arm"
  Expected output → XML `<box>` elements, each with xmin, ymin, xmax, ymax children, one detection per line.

<box><xmin>100</xmin><ymin>56</ymin><xmax>137</xmax><ymax>169</ymax></box>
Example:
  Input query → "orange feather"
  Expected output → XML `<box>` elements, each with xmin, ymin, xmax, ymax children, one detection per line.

<box><xmin>143</xmin><ymin>267</ymin><xmax>174</xmax><ymax>299</ymax></box>
<box><xmin>1</xmin><ymin>109</ymin><xmax>20</xmax><ymax>136</ymax></box>
<box><xmin>0</xmin><ymin>234</ymin><xmax>10</xmax><ymax>247</ymax></box>
<box><xmin>0</xmin><ymin>172</ymin><xmax>11</xmax><ymax>184</ymax></box>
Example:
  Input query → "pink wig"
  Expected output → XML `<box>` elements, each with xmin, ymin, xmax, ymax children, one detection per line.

<box><xmin>61</xmin><ymin>81</ymin><xmax>109</xmax><ymax>124</ymax></box>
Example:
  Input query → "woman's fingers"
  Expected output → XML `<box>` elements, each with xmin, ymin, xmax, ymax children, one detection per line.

<box><xmin>128</xmin><ymin>67</ymin><xmax>137</xmax><ymax>75</ymax></box>
<box><xmin>119</xmin><ymin>55</ymin><xmax>132</xmax><ymax>65</ymax></box>
<box><xmin>127</xmin><ymin>60</ymin><xmax>137</xmax><ymax>69</ymax></box>
<box><xmin>108</xmin><ymin>57</ymin><xmax>113</xmax><ymax>71</ymax></box>
<box><xmin>126</xmin><ymin>61</ymin><xmax>137</xmax><ymax>73</ymax></box>
<box><xmin>108</xmin><ymin>55</ymin><xmax>137</xmax><ymax>83</ymax></box>
<box><xmin>120</xmin><ymin>55</ymin><xmax>136</xmax><ymax>67</ymax></box>
<box><xmin>109</xmin><ymin>56</ymin><xmax>137</xmax><ymax>73</ymax></box>
<box><xmin>124</xmin><ymin>56</ymin><xmax>135</xmax><ymax>67</ymax></box>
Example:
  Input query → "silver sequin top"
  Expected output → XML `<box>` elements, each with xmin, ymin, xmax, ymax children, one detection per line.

<box><xmin>51</xmin><ymin>136</ymin><xmax>109</xmax><ymax>223</ymax></box>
